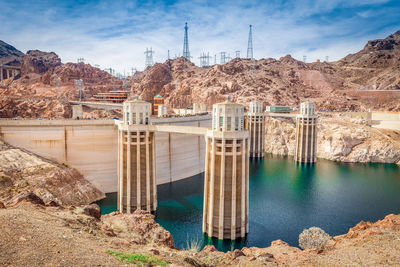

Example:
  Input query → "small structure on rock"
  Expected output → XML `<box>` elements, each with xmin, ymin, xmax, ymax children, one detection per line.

<box><xmin>153</xmin><ymin>93</ymin><xmax>164</xmax><ymax>116</ymax></box>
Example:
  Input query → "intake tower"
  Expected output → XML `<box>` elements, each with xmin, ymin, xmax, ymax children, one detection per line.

<box><xmin>203</xmin><ymin>98</ymin><xmax>249</xmax><ymax>240</ymax></box>
<box><xmin>295</xmin><ymin>102</ymin><xmax>317</xmax><ymax>163</ymax></box>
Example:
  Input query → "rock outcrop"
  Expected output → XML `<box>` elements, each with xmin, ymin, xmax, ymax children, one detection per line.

<box><xmin>21</xmin><ymin>50</ymin><xmax>62</xmax><ymax>75</ymax></box>
<box><xmin>264</xmin><ymin>114</ymin><xmax>400</xmax><ymax>164</ymax></box>
<box><xmin>102</xmin><ymin>209</ymin><xmax>175</xmax><ymax>248</ymax></box>
<box><xmin>0</xmin><ymin>45</ymin><xmax>124</xmax><ymax>119</ymax></box>
<box><xmin>0</xmin><ymin>40</ymin><xmax>24</xmax><ymax>66</ymax></box>
<box><xmin>0</xmin><ymin>139</ymin><xmax>105</xmax><ymax>205</ymax></box>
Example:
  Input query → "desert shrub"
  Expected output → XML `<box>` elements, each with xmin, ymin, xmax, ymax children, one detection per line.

<box><xmin>299</xmin><ymin>227</ymin><xmax>332</xmax><ymax>250</ymax></box>
<box><xmin>185</xmin><ymin>235</ymin><xmax>202</xmax><ymax>252</ymax></box>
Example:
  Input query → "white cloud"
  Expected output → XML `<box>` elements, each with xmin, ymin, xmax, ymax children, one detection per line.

<box><xmin>0</xmin><ymin>0</ymin><xmax>398</xmax><ymax>73</ymax></box>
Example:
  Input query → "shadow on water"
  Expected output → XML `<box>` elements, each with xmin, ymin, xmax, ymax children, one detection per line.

<box><xmin>97</xmin><ymin>154</ymin><xmax>400</xmax><ymax>252</ymax></box>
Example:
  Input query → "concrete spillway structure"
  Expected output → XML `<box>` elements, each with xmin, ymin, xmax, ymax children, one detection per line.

<box><xmin>245</xmin><ymin>101</ymin><xmax>265</xmax><ymax>158</ymax></box>
<box><xmin>117</xmin><ymin>99</ymin><xmax>157</xmax><ymax>213</ymax></box>
<box><xmin>203</xmin><ymin>98</ymin><xmax>249</xmax><ymax>240</ymax></box>
<box><xmin>295</xmin><ymin>102</ymin><xmax>317</xmax><ymax>163</ymax></box>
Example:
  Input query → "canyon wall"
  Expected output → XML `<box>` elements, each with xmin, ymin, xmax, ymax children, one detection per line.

<box><xmin>265</xmin><ymin>114</ymin><xmax>400</xmax><ymax>164</ymax></box>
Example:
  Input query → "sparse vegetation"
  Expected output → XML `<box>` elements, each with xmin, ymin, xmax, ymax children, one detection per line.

<box><xmin>299</xmin><ymin>227</ymin><xmax>332</xmax><ymax>250</ymax></box>
<box><xmin>185</xmin><ymin>235</ymin><xmax>203</xmax><ymax>252</ymax></box>
<box><xmin>0</xmin><ymin>176</ymin><xmax>11</xmax><ymax>184</ymax></box>
<box><xmin>106</xmin><ymin>250</ymin><xmax>168</xmax><ymax>266</ymax></box>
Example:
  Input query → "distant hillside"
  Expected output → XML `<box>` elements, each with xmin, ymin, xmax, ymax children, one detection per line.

<box><xmin>0</xmin><ymin>40</ymin><xmax>24</xmax><ymax>66</ymax></box>
<box><xmin>128</xmin><ymin>30</ymin><xmax>400</xmax><ymax>112</ymax></box>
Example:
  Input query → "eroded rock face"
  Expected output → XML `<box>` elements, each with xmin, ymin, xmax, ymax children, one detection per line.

<box><xmin>102</xmin><ymin>209</ymin><xmax>175</xmax><ymax>248</ymax></box>
<box><xmin>21</xmin><ymin>50</ymin><xmax>62</xmax><ymax>75</ymax></box>
<box><xmin>0</xmin><ymin>40</ymin><xmax>24</xmax><ymax>66</ymax></box>
<box><xmin>0</xmin><ymin>140</ymin><xmax>105</xmax><ymax>206</ymax></box>
<box><xmin>264</xmin><ymin>115</ymin><xmax>400</xmax><ymax>164</ymax></box>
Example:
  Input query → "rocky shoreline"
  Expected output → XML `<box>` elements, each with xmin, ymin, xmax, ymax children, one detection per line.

<box><xmin>264</xmin><ymin>114</ymin><xmax>400</xmax><ymax>165</ymax></box>
<box><xmin>0</xmin><ymin>197</ymin><xmax>399</xmax><ymax>266</ymax></box>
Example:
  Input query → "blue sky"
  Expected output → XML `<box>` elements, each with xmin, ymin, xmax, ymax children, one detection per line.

<box><xmin>1</xmin><ymin>0</ymin><xmax>399</xmax><ymax>73</ymax></box>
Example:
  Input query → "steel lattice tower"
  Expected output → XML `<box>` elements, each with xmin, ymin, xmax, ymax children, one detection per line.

<box><xmin>144</xmin><ymin>47</ymin><xmax>155</xmax><ymax>69</ymax></box>
<box><xmin>183</xmin><ymin>22</ymin><xmax>190</xmax><ymax>60</ymax></box>
<box><xmin>247</xmin><ymin>25</ymin><xmax>253</xmax><ymax>59</ymax></box>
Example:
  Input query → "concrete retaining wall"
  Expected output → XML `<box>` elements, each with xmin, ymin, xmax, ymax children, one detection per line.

<box><xmin>0</xmin><ymin>116</ymin><xmax>211</xmax><ymax>193</ymax></box>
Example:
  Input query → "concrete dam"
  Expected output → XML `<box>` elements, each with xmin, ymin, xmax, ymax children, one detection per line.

<box><xmin>0</xmin><ymin>116</ymin><xmax>211</xmax><ymax>193</ymax></box>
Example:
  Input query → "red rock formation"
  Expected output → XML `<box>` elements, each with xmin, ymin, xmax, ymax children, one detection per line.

<box><xmin>21</xmin><ymin>50</ymin><xmax>61</xmax><ymax>75</ymax></box>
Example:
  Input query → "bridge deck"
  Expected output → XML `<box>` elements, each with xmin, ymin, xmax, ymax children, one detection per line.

<box><xmin>153</xmin><ymin>124</ymin><xmax>208</xmax><ymax>136</ymax></box>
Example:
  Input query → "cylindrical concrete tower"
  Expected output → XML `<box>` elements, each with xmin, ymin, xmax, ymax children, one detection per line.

<box><xmin>295</xmin><ymin>102</ymin><xmax>317</xmax><ymax>163</ymax></box>
<box><xmin>203</xmin><ymin>98</ymin><xmax>249</xmax><ymax>240</ymax></box>
<box><xmin>245</xmin><ymin>101</ymin><xmax>265</xmax><ymax>158</ymax></box>
<box><xmin>117</xmin><ymin>98</ymin><xmax>157</xmax><ymax>213</ymax></box>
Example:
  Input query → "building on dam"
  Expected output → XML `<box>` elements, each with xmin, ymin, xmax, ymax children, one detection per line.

<box><xmin>295</xmin><ymin>101</ymin><xmax>317</xmax><ymax>163</ymax></box>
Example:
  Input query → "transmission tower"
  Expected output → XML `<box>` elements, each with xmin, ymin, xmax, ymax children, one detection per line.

<box><xmin>168</xmin><ymin>50</ymin><xmax>170</xmax><ymax>60</ymax></box>
<box><xmin>303</xmin><ymin>55</ymin><xmax>307</xmax><ymax>63</ymax></box>
<box><xmin>199</xmin><ymin>52</ymin><xmax>211</xmax><ymax>67</ymax></box>
<box><xmin>183</xmin><ymin>22</ymin><xmax>190</xmax><ymax>60</ymax></box>
<box><xmin>144</xmin><ymin>47</ymin><xmax>155</xmax><ymax>69</ymax></box>
<box><xmin>214</xmin><ymin>54</ymin><xmax>217</xmax><ymax>65</ymax></box>
<box><xmin>325</xmin><ymin>56</ymin><xmax>329</xmax><ymax>62</ymax></box>
<box><xmin>74</xmin><ymin>79</ymin><xmax>84</xmax><ymax>101</ymax></box>
<box><xmin>77</xmin><ymin>57</ymin><xmax>85</xmax><ymax>63</ymax></box>
<box><xmin>235</xmin><ymin>51</ymin><xmax>240</xmax><ymax>58</ymax></box>
<box><xmin>247</xmin><ymin>25</ymin><xmax>253</xmax><ymax>59</ymax></box>
<box><xmin>220</xmin><ymin>52</ymin><xmax>227</xmax><ymax>64</ymax></box>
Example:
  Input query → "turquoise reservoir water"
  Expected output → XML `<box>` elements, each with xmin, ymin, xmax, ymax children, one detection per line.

<box><xmin>97</xmin><ymin>155</ymin><xmax>400</xmax><ymax>251</ymax></box>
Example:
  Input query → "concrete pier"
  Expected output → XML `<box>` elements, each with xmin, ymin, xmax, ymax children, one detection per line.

<box><xmin>245</xmin><ymin>101</ymin><xmax>265</xmax><ymax>158</ymax></box>
<box><xmin>0</xmin><ymin>65</ymin><xmax>21</xmax><ymax>87</ymax></box>
<box><xmin>203</xmin><ymin>99</ymin><xmax>249</xmax><ymax>240</ymax></box>
<box><xmin>71</xmin><ymin>104</ymin><xmax>83</xmax><ymax>119</ymax></box>
<box><xmin>117</xmin><ymin>99</ymin><xmax>157</xmax><ymax>212</ymax></box>
<box><xmin>295</xmin><ymin>102</ymin><xmax>317</xmax><ymax>163</ymax></box>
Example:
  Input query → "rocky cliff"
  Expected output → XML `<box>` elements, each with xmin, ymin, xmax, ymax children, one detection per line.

<box><xmin>0</xmin><ymin>48</ymin><xmax>123</xmax><ymax>118</ymax></box>
<box><xmin>264</xmin><ymin>114</ymin><xmax>400</xmax><ymax>164</ymax></box>
<box><xmin>336</xmin><ymin>30</ymin><xmax>400</xmax><ymax>91</ymax></box>
<box><xmin>0</xmin><ymin>139</ymin><xmax>105</xmax><ymax>205</ymax></box>
<box><xmin>0</xmin><ymin>40</ymin><xmax>24</xmax><ymax>66</ymax></box>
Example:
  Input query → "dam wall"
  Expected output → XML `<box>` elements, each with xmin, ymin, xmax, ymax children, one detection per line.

<box><xmin>0</xmin><ymin>116</ymin><xmax>211</xmax><ymax>193</ymax></box>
